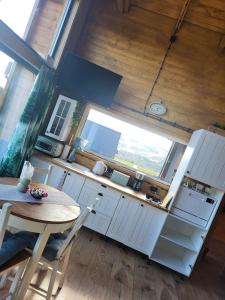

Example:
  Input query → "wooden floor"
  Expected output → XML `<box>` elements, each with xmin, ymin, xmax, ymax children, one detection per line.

<box><xmin>2</xmin><ymin>228</ymin><xmax>225</xmax><ymax>300</ymax></box>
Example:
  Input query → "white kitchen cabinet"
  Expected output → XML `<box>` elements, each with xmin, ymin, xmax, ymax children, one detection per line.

<box><xmin>107</xmin><ymin>195</ymin><xmax>167</xmax><ymax>256</ymax></box>
<box><xmin>30</xmin><ymin>156</ymin><xmax>85</xmax><ymax>202</ymax></box>
<box><xmin>151</xmin><ymin>213</ymin><xmax>208</xmax><ymax>276</ymax></box>
<box><xmin>48</xmin><ymin>166</ymin><xmax>66</xmax><ymax>189</ymax></box>
<box><xmin>46</xmin><ymin>95</ymin><xmax>77</xmax><ymax>142</ymax></box>
<box><xmin>77</xmin><ymin>180</ymin><xmax>121</xmax><ymax>235</ymax></box>
<box><xmin>61</xmin><ymin>171</ymin><xmax>85</xmax><ymax>202</ymax></box>
<box><xmin>151</xmin><ymin>236</ymin><xmax>197</xmax><ymax>277</ymax></box>
<box><xmin>185</xmin><ymin>130</ymin><xmax>225</xmax><ymax>190</ymax></box>
<box><xmin>106</xmin><ymin>195</ymin><xmax>140</xmax><ymax>244</ymax></box>
<box><xmin>153</xmin><ymin>129</ymin><xmax>225</xmax><ymax>276</ymax></box>
<box><xmin>80</xmin><ymin>205</ymin><xmax>111</xmax><ymax>235</ymax></box>
<box><xmin>78</xmin><ymin>184</ymin><xmax>121</xmax><ymax>217</ymax></box>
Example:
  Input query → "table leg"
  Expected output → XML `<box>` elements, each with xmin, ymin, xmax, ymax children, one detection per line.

<box><xmin>16</xmin><ymin>225</ymin><xmax>52</xmax><ymax>300</ymax></box>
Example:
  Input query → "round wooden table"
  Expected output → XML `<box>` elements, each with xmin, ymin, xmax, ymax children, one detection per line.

<box><xmin>0</xmin><ymin>178</ymin><xmax>80</xmax><ymax>300</ymax></box>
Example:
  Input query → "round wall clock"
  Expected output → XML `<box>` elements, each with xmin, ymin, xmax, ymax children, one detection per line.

<box><xmin>148</xmin><ymin>100</ymin><xmax>167</xmax><ymax>116</ymax></box>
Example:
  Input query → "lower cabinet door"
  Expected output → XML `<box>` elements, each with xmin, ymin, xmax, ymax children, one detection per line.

<box><xmin>107</xmin><ymin>195</ymin><xmax>167</xmax><ymax>256</ymax></box>
<box><xmin>81</xmin><ymin>207</ymin><xmax>111</xmax><ymax>235</ymax></box>
<box><xmin>62</xmin><ymin>172</ymin><xmax>85</xmax><ymax>202</ymax></box>
<box><xmin>106</xmin><ymin>195</ymin><xmax>140</xmax><ymax>245</ymax></box>
<box><xmin>128</xmin><ymin>204</ymin><xmax>167</xmax><ymax>255</ymax></box>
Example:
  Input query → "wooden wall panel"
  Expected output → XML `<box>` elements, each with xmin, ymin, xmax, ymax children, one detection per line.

<box><xmin>27</xmin><ymin>0</ymin><xmax>66</xmax><ymax>55</ymax></box>
<box><xmin>132</xmin><ymin>0</ymin><xmax>225</xmax><ymax>33</ymax></box>
<box><xmin>74</xmin><ymin>0</ymin><xmax>225</xmax><ymax>143</ymax></box>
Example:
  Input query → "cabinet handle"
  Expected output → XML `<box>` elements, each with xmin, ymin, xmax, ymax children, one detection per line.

<box><xmin>101</xmin><ymin>184</ymin><xmax>107</xmax><ymax>188</ymax></box>
<box><xmin>187</xmin><ymin>171</ymin><xmax>190</xmax><ymax>174</ymax></box>
<box><xmin>201</xmin><ymin>235</ymin><xmax>205</xmax><ymax>240</ymax></box>
<box><xmin>141</xmin><ymin>204</ymin><xmax>144</xmax><ymax>207</ymax></box>
<box><xmin>91</xmin><ymin>210</ymin><xmax>96</xmax><ymax>214</ymax></box>
<box><xmin>63</xmin><ymin>170</ymin><xmax>67</xmax><ymax>174</ymax></box>
<box><xmin>98</xmin><ymin>192</ymin><xmax>103</xmax><ymax>197</ymax></box>
<box><xmin>122</xmin><ymin>196</ymin><xmax>125</xmax><ymax>199</ymax></box>
<box><xmin>67</xmin><ymin>173</ymin><xmax>71</xmax><ymax>176</ymax></box>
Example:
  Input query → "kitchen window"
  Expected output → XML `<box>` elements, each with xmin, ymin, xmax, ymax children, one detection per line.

<box><xmin>0</xmin><ymin>0</ymin><xmax>37</xmax><ymax>90</ymax></box>
<box><xmin>80</xmin><ymin>108</ymin><xmax>182</xmax><ymax>180</ymax></box>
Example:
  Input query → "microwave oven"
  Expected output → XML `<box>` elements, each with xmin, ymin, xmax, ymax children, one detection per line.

<box><xmin>35</xmin><ymin>136</ymin><xmax>64</xmax><ymax>157</ymax></box>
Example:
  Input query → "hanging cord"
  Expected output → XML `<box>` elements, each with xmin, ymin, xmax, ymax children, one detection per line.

<box><xmin>144</xmin><ymin>0</ymin><xmax>192</xmax><ymax>113</ymax></box>
<box><xmin>144</xmin><ymin>41</ymin><xmax>173</xmax><ymax>113</ymax></box>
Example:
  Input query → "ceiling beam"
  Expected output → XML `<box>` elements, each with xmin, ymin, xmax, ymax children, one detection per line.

<box><xmin>219</xmin><ymin>35</ymin><xmax>225</xmax><ymax>49</ymax></box>
<box><xmin>116</xmin><ymin>0</ymin><xmax>130</xmax><ymax>13</ymax></box>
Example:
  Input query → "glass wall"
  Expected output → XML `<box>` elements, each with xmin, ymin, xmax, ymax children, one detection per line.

<box><xmin>0</xmin><ymin>0</ymin><xmax>67</xmax><ymax>146</ymax></box>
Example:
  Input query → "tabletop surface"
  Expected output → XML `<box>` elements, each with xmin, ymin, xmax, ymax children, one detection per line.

<box><xmin>0</xmin><ymin>178</ymin><xmax>80</xmax><ymax>224</ymax></box>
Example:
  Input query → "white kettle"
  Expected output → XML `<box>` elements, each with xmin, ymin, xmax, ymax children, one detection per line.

<box><xmin>92</xmin><ymin>161</ymin><xmax>107</xmax><ymax>175</ymax></box>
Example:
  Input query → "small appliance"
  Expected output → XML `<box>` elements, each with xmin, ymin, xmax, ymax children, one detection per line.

<box><xmin>110</xmin><ymin>170</ymin><xmax>130</xmax><ymax>186</ymax></box>
<box><xmin>92</xmin><ymin>161</ymin><xmax>107</xmax><ymax>175</ymax></box>
<box><xmin>132</xmin><ymin>171</ymin><xmax>145</xmax><ymax>191</ymax></box>
<box><xmin>171</xmin><ymin>186</ymin><xmax>217</xmax><ymax>227</ymax></box>
<box><xmin>35</xmin><ymin>136</ymin><xmax>63</xmax><ymax>157</ymax></box>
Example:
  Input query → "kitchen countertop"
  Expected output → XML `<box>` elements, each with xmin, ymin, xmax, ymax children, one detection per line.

<box><xmin>33</xmin><ymin>152</ymin><xmax>169</xmax><ymax>212</ymax></box>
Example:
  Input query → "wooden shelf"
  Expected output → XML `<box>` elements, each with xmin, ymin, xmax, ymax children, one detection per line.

<box><xmin>160</xmin><ymin>229</ymin><xmax>198</xmax><ymax>252</ymax></box>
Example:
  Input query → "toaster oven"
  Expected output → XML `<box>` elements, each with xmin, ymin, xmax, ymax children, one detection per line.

<box><xmin>35</xmin><ymin>135</ymin><xmax>64</xmax><ymax>157</ymax></box>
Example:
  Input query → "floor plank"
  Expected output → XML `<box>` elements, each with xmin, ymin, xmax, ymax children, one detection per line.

<box><xmin>1</xmin><ymin>228</ymin><xmax>225</xmax><ymax>300</ymax></box>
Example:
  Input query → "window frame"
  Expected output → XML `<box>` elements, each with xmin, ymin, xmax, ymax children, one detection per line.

<box><xmin>76</xmin><ymin>104</ymin><xmax>176</xmax><ymax>183</ymax></box>
<box><xmin>0</xmin><ymin>1</ymin><xmax>43</xmax><ymax>109</ymax></box>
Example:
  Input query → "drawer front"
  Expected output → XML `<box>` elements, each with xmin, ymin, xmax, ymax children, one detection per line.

<box><xmin>171</xmin><ymin>208</ymin><xmax>207</xmax><ymax>227</ymax></box>
<box><xmin>81</xmin><ymin>206</ymin><xmax>111</xmax><ymax>235</ymax></box>
<box><xmin>78</xmin><ymin>186</ymin><xmax>120</xmax><ymax>217</ymax></box>
<box><xmin>174</xmin><ymin>187</ymin><xmax>217</xmax><ymax>221</ymax></box>
<box><xmin>84</xmin><ymin>179</ymin><xmax>121</xmax><ymax>200</ymax></box>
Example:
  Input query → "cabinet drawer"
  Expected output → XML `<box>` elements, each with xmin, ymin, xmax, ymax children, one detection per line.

<box><xmin>78</xmin><ymin>185</ymin><xmax>120</xmax><ymax>217</ymax></box>
<box><xmin>81</xmin><ymin>206</ymin><xmax>111</xmax><ymax>235</ymax></box>
<box><xmin>84</xmin><ymin>179</ymin><xmax>121</xmax><ymax>200</ymax></box>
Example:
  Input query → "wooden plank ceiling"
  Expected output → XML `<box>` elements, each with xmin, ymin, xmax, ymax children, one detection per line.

<box><xmin>76</xmin><ymin>0</ymin><xmax>225</xmax><ymax>143</ymax></box>
<box><xmin>131</xmin><ymin>0</ymin><xmax>225</xmax><ymax>34</ymax></box>
<box><xmin>117</xmin><ymin>0</ymin><xmax>225</xmax><ymax>35</ymax></box>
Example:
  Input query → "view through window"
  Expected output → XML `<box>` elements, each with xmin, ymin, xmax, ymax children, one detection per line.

<box><xmin>81</xmin><ymin>109</ymin><xmax>173</xmax><ymax>177</ymax></box>
<box><xmin>0</xmin><ymin>0</ymin><xmax>36</xmax><ymax>89</ymax></box>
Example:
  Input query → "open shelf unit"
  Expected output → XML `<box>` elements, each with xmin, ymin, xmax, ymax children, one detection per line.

<box><xmin>151</xmin><ymin>214</ymin><xmax>208</xmax><ymax>276</ymax></box>
<box><xmin>151</xmin><ymin>237</ymin><xmax>197</xmax><ymax>276</ymax></box>
<box><xmin>160</xmin><ymin>214</ymin><xmax>206</xmax><ymax>252</ymax></box>
<box><xmin>169</xmin><ymin>213</ymin><xmax>206</xmax><ymax>230</ymax></box>
<box><xmin>160</xmin><ymin>229</ymin><xmax>198</xmax><ymax>252</ymax></box>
